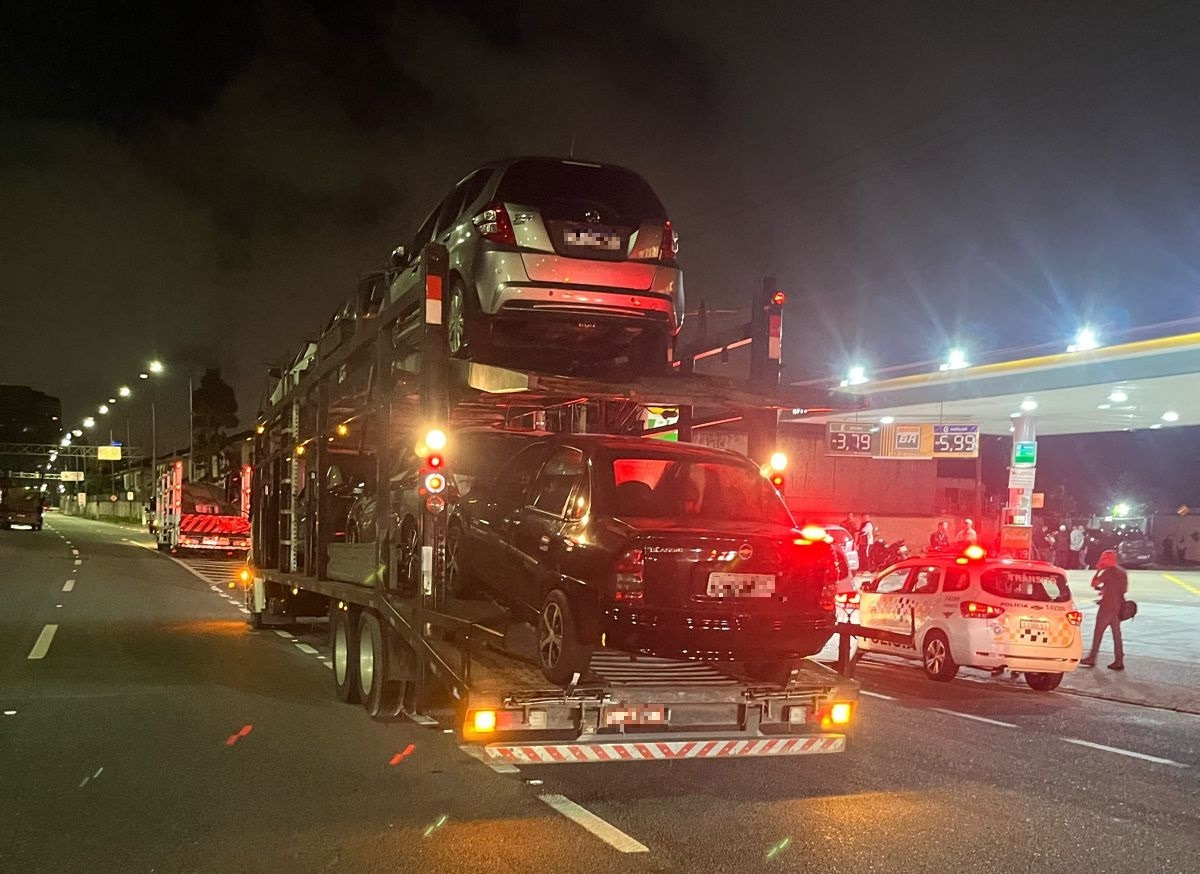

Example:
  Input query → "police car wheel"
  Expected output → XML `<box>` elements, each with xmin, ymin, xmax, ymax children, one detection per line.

<box><xmin>1025</xmin><ymin>671</ymin><xmax>1063</xmax><ymax>692</ymax></box>
<box><xmin>922</xmin><ymin>630</ymin><xmax>958</xmax><ymax>682</ymax></box>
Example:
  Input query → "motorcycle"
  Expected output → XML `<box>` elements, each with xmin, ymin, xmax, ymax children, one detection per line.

<box><xmin>867</xmin><ymin>538</ymin><xmax>909</xmax><ymax>572</ymax></box>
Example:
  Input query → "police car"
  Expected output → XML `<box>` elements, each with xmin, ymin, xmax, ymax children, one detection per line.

<box><xmin>853</xmin><ymin>545</ymin><xmax>1083</xmax><ymax>690</ymax></box>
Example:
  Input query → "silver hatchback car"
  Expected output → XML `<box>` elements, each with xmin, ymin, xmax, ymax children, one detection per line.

<box><xmin>387</xmin><ymin>157</ymin><xmax>684</xmax><ymax>371</ymax></box>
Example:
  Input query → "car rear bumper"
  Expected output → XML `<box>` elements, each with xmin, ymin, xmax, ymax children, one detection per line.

<box><xmin>602</xmin><ymin>605</ymin><xmax>835</xmax><ymax>660</ymax></box>
<box><xmin>957</xmin><ymin>626</ymin><xmax>1083</xmax><ymax>672</ymax></box>
<box><xmin>470</xmin><ymin>250</ymin><xmax>683</xmax><ymax>330</ymax></box>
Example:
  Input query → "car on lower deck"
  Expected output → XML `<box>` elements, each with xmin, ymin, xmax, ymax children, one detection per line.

<box><xmin>386</xmin><ymin>157</ymin><xmax>684</xmax><ymax>372</ymax></box>
<box><xmin>855</xmin><ymin>547</ymin><xmax>1083</xmax><ymax>691</ymax></box>
<box><xmin>450</xmin><ymin>435</ymin><xmax>840</xmax><ymax>684</ymax></box>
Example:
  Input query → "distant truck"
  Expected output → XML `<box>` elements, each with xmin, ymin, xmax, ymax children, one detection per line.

<box><xmin>0</xmin><ymin>485</ymin><xmax>44</xmax><ymax>530</ymax></box>
<box><xmin>153</xmin><ymin>460</ymin><xmax>250</xmax><ymax>555</ymax></box>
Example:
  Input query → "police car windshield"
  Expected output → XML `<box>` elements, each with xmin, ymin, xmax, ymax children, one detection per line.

<box><xmin>980</xmin><ymin>568</ymin><xmax>1071</xmax><ymax>603</ymax></box>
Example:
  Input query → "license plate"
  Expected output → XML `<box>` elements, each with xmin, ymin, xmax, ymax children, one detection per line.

<box><xmin>1019</xmin><ymin>619</ymin><xmax>1050</xmax><ymax>634</ymax></box>
<box><xmin>707</xmin><ymin>573</ymin><xmax>776</xmax><ymax>598</ymax></box>
<box><xmin>564</xmin><ymin>228</ymin><xmax>622</xmax><ymax>250</ymax></box>
<box><xmin>605</xmin><ymin>705</ymin><xmax>667</xmax><ymax>726</ymax></box>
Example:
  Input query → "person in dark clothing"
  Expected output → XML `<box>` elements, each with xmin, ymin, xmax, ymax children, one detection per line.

<box><xmin>840</xmin><ymin>513</ymin><xmax>859</xmax><ymax>537</ymax></box>
<box><xmin>1080</xmin><ymin>549</ymin><xmax>1126</xmax><ymax>670</ymax></box>
<box><xmin>1053</xmin><ymin>524</ymin><xmax>1070</xmax><ymax>568</ymax></box>
<box><xmin>929</xmin><ymin>520</ymin><xmax>950</xmax><ymax>551</ymax></box>
<box><xmin>1161</xmin><ymin>536</ymin><xmax>1173</xmax><ymax>566</ymax></box>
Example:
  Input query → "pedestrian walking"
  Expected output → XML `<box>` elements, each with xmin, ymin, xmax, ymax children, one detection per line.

<box><xmin>929</xmin><ymin>520</ymin><xmax>950</xmax><ymax>551</ymax></box>
<box><xmin>1069</xmin><ymin>524</ymin><xmax>1085</xmax><ymax>569</ymax></box>
<box><xmin>1080</xmin><ymin>549</ymin><xmax>1126</xmax><ymax>670</ymax></box>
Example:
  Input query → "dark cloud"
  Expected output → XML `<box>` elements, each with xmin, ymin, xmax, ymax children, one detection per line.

<box><xmin>3</xmin><ymin>0</ymin><xmax>1200</xmax><ymax>493</ymax></box>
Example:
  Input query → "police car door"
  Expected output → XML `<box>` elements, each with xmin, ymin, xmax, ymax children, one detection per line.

<box><xmin>859</xmin><ymin>564</ymin><xmax>916</xmax><ymax>651</ymax></box>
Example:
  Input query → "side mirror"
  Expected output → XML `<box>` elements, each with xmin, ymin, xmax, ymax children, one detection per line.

<box><xmin>389</xmin><ymin>245</ymin><xmax>407</xmax><ymax>268</ymax></box>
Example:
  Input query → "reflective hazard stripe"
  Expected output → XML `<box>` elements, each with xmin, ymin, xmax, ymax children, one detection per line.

<box><xmin>483</xmin><ymin>735</ymin><xmax>845</xmax><ymax>764</ymax></box>
<box><xmin>425</xmin><ymin>274</ymin><xmax>443</xmax><ymax>325</ymax></box>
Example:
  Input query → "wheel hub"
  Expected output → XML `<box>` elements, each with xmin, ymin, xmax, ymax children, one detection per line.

<box><xmin>540</xmin><ymin>603</ymin><xmax>563</xmax><ymax>668</ymax></box>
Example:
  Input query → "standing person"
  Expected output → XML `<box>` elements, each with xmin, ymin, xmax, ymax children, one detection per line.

<box><xmin>929</xmin><ymin>520</ymin><xmax>950</xmax><ymax>551</ymax></box>
<box><xmin>956</xmin><ymin>517</ymin><xmax>978</xmax><ymax>544</ymax></box>
<box><xmin>1054</xmin><ymin>524</ymin><xmax>1070</xmax><ymax>568</ymax></box>
<box><xmin>1161</xmin><ymin>536</ymin><xmax>1174</xmax><ymax>567</ymax></box>
<box><xmin>1080</xmin><ymin>549</ymin><xmax>1126</xmax><ymax>670</ymax></box>
<box><xmin>857</xmin><ymin>514</ymin><xmax>875</xmax><ymax>555</ymax></box>
<box><xmin>840</xmin><ymin>512</ymin><xmax>859</xmax><ymax>537</ymax></box>
<box><xmin>1069</xmin><ymin>524</ymin><xmax>1086</xmax><ymax>569</ymax></box>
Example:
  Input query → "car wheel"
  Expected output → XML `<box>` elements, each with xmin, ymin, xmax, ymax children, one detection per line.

<box><xmin>330</xmin><ymin>605</ymin><xmax>360</xmax><ymax>704</ymax></box>
<box><xmin>921</xmin><ymin>630</ymin><xmax>958</xmax><ymax>682</ymax></box>
<box><xmin>537</xmin><ymin>589</ymin><xmax>593</xmax><ymax>686</ymax></box>
<box><xmin>446</xmin><ymin>280</ymin><xmax>488</xmax><ymax>360</ymax></box>
<box><xmin>445</xmin><ymin>522</ymin><xmax>476</xmax><ymax>598</ymax></box>
<box><xmin>357</xmin><ymin>610</ymin><xmax>408</xmax><ymax>720</ymax></box>
<box><xmin>1025</xmin><ymin>671</ymin><xmax>1063</xmax><ymax>692</ymax></box>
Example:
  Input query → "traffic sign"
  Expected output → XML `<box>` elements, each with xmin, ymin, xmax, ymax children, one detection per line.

<box><xmin>826</xmin><ymin>422</ymin><xmax>875</xmax><ymax>456</ymax></box>
<box><xmin>59</xmin><ymin>471</ymin><xmax>84</xmax><ymax>482</ymax></box>
<box><xmin>97</xmin><ymin>446</ymin><xmax>122</xmax><ymax>461</ymax></box>
<box><xmin>1012</xmin><ymin>441</ymin><xmax>1037</xmax><ymax>467</ymax></box>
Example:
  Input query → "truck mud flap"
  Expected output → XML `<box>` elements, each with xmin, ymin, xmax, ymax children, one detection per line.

<box><xmin>483</xmin><ymin>734</ymin><xmax>845</xmax><ymax>764</ymax></box>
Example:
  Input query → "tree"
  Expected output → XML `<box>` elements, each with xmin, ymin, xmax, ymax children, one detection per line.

<box><xmin>192</xmin><ymin>368</ymin><xmax>238</xmax><ymax>481</ymax></box>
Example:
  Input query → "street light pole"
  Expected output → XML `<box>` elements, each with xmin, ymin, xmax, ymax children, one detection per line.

<box><xmin>189</xmin><ymin>376</ymin><xmax>195</xmax><ymax>482</ymax></box>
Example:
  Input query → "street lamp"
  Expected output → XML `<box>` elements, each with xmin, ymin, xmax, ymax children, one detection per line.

<box><xmin>149</xmin><ymin>360</ymin><xmax>164</xmax><ymax>374</ymax></box>
<box><xmin>840</xmin><ymin>364</ymin><xmax>869</xmax><ymax>387</ymax></box>
<box><xmin>118</xmin><ymin>386</ymin><xmax>131</xmax><ymax>398</ymax></box>
<box><xmin>940</xmin><ymin>348</ymin><xmax>969</xmax><ymax>371</ymax></box>
<box><xmin>1068</xmin><ymin>327</ymin><xmax>1101</xmax><ymax>353</ymax></box>
<box><xmin>99</xmin><ymin>404</ymin><xmax>110</xmax><ymax>415</ymax></box>
<box><xmin>83</xmin><ymin>417</ymin><xmax>95</xmax><ymax>429</ymax></box>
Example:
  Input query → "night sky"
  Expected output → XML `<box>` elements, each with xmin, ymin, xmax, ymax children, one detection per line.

<box><xmin>2</xmin><ymin>1</ymin><xmax>1199</xmax><ymax>507</ymax></box>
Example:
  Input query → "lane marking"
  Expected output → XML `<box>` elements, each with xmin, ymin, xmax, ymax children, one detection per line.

<box><xmin>274</xmin><ymin>630</ymin><xmax>296</xmax><ymax>640</ymax></box>
<box><xmin>860</xmin><ymin>690</ymin><xmax>895</xmax><ymax>700</ymax></box>
<box><xmin>27</xmin><ymin>625</ymin><xmax>59</xmax><ymax>660</ymax></box>
<box><xmin>63</xmin><ymin>580</ymin><xmax>76</xmax><ymax>592</ymax></box>
<box><xmin>931</xmin><ymin>708</ymin><xmax>1016</xmax><ymax>728</ymax></box>
<box><xmin>71</xmin><ymin>549</ymin><xmax>79</xmax><ymax>556</ymax></box>
<box><xmin>537</xmin><ymin>794</ymin><xmax>649</xmax><ymax>853</ymax></box>
<box><xmin>294</xmin><ymin>643</ymin><xmax>320</xmax><ymax>655</ymax></box>
<box><xmin>1162</xmin><ymin>572</ymin><xmax>1200</xmax><ymax>597</ymax></box>
<box><xmin>73</xmin><ymin>559</ymin><xmax>82</xmax><ymax>566</ymax></box>
<box><xmin>1061</xmin><ymin>737</ymin><xmax>1188</xmax><ymax>767</ymax></box>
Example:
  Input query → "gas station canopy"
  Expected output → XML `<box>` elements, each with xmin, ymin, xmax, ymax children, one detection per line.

<box><xmin>792</xmin><ymin>331</ymin><xmax>1200</xmax><ymax>436</ymax></box>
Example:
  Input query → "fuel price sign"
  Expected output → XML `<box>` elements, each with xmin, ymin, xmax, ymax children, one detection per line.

<box><xmin>826</xmin><ymin>422</ymin><xmax>875</xmax><ymax>457</ymax></box>
<box><xmin>932</xmin><ymin>424</ymin><xmax>979</xmax><ymax>458</ymax></box>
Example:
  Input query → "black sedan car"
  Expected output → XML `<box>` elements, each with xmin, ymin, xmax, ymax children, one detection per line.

<box><xmin>450</xmin><ymin>435</ymin><xmax>841</xmax><ymax>684</ymax></box>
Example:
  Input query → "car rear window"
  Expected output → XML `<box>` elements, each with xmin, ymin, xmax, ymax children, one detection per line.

<box><xmin>494</xmin><ymin>159</ymin><xmax>667</xmax><ymax>226</ymax></box>
<box><xmin>607</xmin><ymin>454</ymin><xmax>792</xmax><ymax>525</ymax></box>
<box><xmin>980</xmin><ymin>568</ymin><xmax>1071</xmax><ymax>603</ymax></box>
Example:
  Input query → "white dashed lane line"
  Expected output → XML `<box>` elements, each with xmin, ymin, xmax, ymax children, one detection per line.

<box><xmin>538</xmin><ymin>794</ymin><xmax>649</xmax><ymax>853</ymax></box>
<box><xmin>930</xmin><ymin>708</ymin><xmax>1017</xmax><ymax>729</ymax></box>
<box><xmin>62</xmin><ymin>579</ymin><xmax>75</xmax><ymax>592</ymax></box>
<box><xmin>1061</xmin><ymin>737</ymin><xmax>1189</xmax><ymax>767</ymax></box>
<box><xmin>294</xmin><ymin>643</ymin><xmax>320</xmax><ymax>655</ymax></box>
<box><xmin>27</xmin><ymin>625</ymin><xmax>59</xmax><ymax>660</ymax></box>
<box><xmin>859</xmin><ymin>690</ymin><xmax>895</xmax><ymax>700</ymax></box>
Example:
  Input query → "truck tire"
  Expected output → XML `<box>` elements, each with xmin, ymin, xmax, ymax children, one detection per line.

<box><xmin>537</xmin><ymin>589</ymin><xmax>593</xmax><ymax>686</ymax></box>
<box><xmin>921</xmin><ymin>630</ymin><xmax>957</xmax><ymax>682</ymax></box>
<box><xmin>331</xmin><ymin>605</ymin><xmax>361</xmax><ymax>704</ymax></box>
<box><xmin>356</xmin><ymin>610</ymin><xmax>408</xmax><ymax>720</ymax></box>
<box><xmin>1025</xmin><ymin>671</ymin><xmax>1063</xmax><ymax>692</ymax></box>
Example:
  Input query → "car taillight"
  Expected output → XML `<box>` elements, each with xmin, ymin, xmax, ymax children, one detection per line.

<box><xmin>660</xmin><ymin>219</ymin><xmax>678</xmax><ymax>262</ymax></box>
<box><xmin>820</xmin><ymin>579</ymin><xmax>837</xmax><ymax>613</ymax></box>
<box><xmin>1066</xmin><ymin>610</ymin><xmax>1083</xmax><ymax>626</ymax></box>
<box><xmin>960</xmin><ymin>601</ymin><xmax>1004</xmax><ymax>619</ymax></box>
<box><xmin>472</xmin><ymin>202</ymin><xmax>516</xmax><ymax>245</ymax></box>
<box><xmin>614</xmin><ymin>548</ymin><xmax>644</xmax><ymax>601</ymax></box>
<box><xmin>835</xmin><ymin>592</ymin><xmax>860</xmax><ymax>607</ymax></box>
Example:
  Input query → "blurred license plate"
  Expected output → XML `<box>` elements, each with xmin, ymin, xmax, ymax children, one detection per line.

<box><xmin>1019</xmin><ymin>619</ymin><xmax>1049</xmax><ymax>632</ymax></box>
<box><xmin>605</xmin><ymin>705</ymin><xmax>666</xmax><ymax>726</ymax></box>
<box><xmin>564</xmin><ymin>228</ymin><xmax>621</xmax><ymax>250</ymax></box>
<box><xmin>707</xmin><ymin>573</ymin><xmax>775</xmax><ymax>598</ymax></box>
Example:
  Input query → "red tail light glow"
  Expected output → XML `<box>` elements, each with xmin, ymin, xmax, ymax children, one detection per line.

<box><xmin>819</xmin><ymin>579</ymin><xmax>837</xmax><ymax>613</ymax></box>
<box><xmin>1066</xmin><ymin>610</ymin><xmax>1083</xmax><ymax>626</ymax></box>
<box><xmin>473</xmin><ymin>202</ymin><xmax>516</xmax><ymax>245</ymax></box>
<box><xmin>614</xmin><ymin>548</ymin><xmax>644</xmax><ymax>601</ymax></box>
<box><xmin>960</xmin><ymin>601</ymin><xmax>1004</xmax><ymax>619</ymax></box>
<box><xmin>963</xmin><ymin>545</ymin><xmax>986</xmax><ymax>560</ymax></box>
<box><xmin>835</xmin><ymin>592</ymin><xmax>860</xmax><ymax>607</ymax></box>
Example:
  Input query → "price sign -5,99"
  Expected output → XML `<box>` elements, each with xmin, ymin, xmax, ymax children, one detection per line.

<box><xmin>932</xmin><ymin>424</ymin><xmax>979</xmax><ymax>457</ymax></box>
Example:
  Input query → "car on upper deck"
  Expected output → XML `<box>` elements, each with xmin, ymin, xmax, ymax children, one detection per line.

<box><xmin>385</xmin><ymin>157</ymin><xmax>684</xmax><ymax>372</ymax></box>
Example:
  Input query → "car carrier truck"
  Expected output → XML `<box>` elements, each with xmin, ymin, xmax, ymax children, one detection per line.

<box><xmin>247</xmin><ymin>242</ymin><xmax>859</xmax><ymax>765</ymax></box>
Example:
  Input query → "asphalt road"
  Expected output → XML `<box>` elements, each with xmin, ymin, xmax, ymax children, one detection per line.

<box><xmin>3</xmin><ymin>514</ymin><xmax>1198</xmax><ymax>874</ymax></box>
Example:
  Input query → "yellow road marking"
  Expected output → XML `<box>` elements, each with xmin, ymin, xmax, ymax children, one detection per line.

<box><xmin>1162</xmin><ymin>573</ymin><xmax>1200</xmax><ymax>597</ymax></box>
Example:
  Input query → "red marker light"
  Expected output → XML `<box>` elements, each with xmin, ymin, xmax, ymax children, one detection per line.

<box><xmin>427</xmin><ymin>454</ymin><xmax>443</xmax><ymax>469</ymax></box>
<box><xmin>771</xmin><ymin>291</ymin><xmax>786</xmax><ymax>306</ymax></box>
<box><xmin>963</xmin><ymin>544</ymin><xmax>986</xmax><ymax>560</ymax></box>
